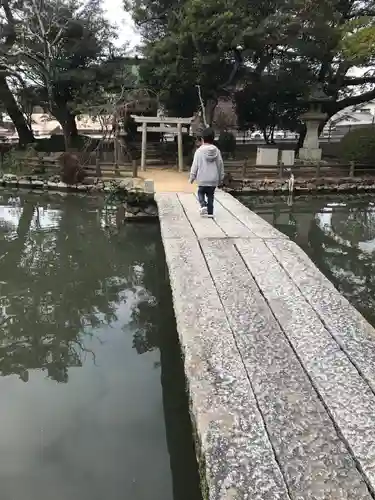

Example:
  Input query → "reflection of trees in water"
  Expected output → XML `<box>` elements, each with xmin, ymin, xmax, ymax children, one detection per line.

<box><xmin>330</xmin><ymin>205</ymin><xmax>375</xmax><ymax>245</ymax></box>
<box><xmin>243</xmin><ymin>195</ymin><xmax>375</xmax><ymax>327</ymax></box>
<box><xmin>129</xmin><ymin>247</ymin><xmax>171</xmax><ymax>356</ymax></box>
<box><xmin>0</xmin><ymin>196</ymin><xmax>163</xmax><ymax>383</ymax></box>
<box><xmin>306</xmin><ymin>203</ymin><xmax>375</xmax><ymax>326</ymax></box>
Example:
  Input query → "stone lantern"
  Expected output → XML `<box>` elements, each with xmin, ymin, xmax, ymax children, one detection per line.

<box><xmin>299</xmin><ymin>85</ymin><xmax>331</xmax><ymax>162</ymax></box>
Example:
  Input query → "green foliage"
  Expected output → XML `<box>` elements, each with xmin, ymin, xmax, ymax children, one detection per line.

<box><xmin>2</xmin><ymin>145</ymin><xmax>43</xmax><ymax>175</ymax></box>
<box><xmin>122</xmin><ymin>113</ymin><xmax>138</xmax><ymax>142</ymax></box>
<box><xmin>0</xmin><ymin>0</ymin><xmax>132</xmax><ymax>148</ymax></box>
<box><xmin>340</xmin><ymin>17</ymin><xmax>375</xmax><ymax>64</ymax></box>
<box><xmin>173</xmin><ymin>133</ymin><xmax>195</xmax><ymax>157</ymax></box>
<box><xmin>340</xmin><ymin>127</ymin><xmax>375</xmax><ymax>164</ymax></box>
<box><xmin>15</xmin><ymin>0</ymin><xmax>123</xmax><ymax>108</ymax></box>
<box><xmin>218</xmin><ymin>131</ymin><xmax>236</xmax><ymax>156</ymax></box>
<box><xmin>128</xmin><ymin>0</ymin><xmax>375</xmax><ymax>129</ymax></box>
<box><xmin>132</xmin><ymin>0</ymin><xmax>253</xmax><ymax>116</ymax></box>
<box><xmin>235</xmin><ymin>73</ymin><xmax>305</xmax><ymax>140</ymax></box>
<box><xmin>138</xmin><ymin>52</ymin><xmax>200</xmax><ymax>117</ymax></box>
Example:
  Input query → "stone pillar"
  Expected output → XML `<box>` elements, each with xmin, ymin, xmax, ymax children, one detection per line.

<box><xmin>177</xmin><ymin>122</ymin><xmax>184</xmax><ymax>172</ymax></box>
<box><xmin>256</xmin><ymin>147</ymin><xmax>278</xmax><ymax>165</ymax></box>
<box><xmin>144</xmin><ymin>179</ymin><xmax>155</xmax><ymax>193</ymax></box>
<box><xmin>141</xmin><ymin>121</ymin><xmax>147</xmax><ymax>171</ymax></box>
<box><xmin>281</xmin><ymin>150</ymin><xmax>295</xmax><ymax>166</ymax></box>
<box><xmin>114</xmin><ymin>136</ymin><xmax>119</xmax><ymax>174</ymax></box>
<box><xmin>299</xmin><ymin>111</ymin><xmax>327</xmax><ymax>162</ymax></box>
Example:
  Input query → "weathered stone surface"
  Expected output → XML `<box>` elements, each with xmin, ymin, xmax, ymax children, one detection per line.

<box><xmin>155</xmin><ymin>193</ymin><xmax>195</xmax><ymax>240</ymax></box>
<box><xmin>256</xmin><ymin>147</ymin><xmax>279</xmax><ymax>166</ymax></box>
<box><xmin>236</xmin><ymin>237</ymin><xmax>375</xmax><ymax>490</ymax></box>
<box><xmin>144</xmin><ymin>178</ymin><xmax>155</xmax><ymax>193</ymax></box>
<box><xmin>178</xmin><ymin>193</ymin><xmax>226</xmax><ymax>239</ymax></box>
<box><xmin>216</xmin><ymin>191</ymin><xmax>286</xmax><ymax>239</ymax></box>
<box><xmin>201</xmin><ymin>238</ymin><xmax>371</xmax><ymax>499</ymax></box>
<box><xmin>206</xmin><ymin>198</ymin><xmax>256</xmax><ymax>238</ymax></box>
<box><xmin>161</xmin><ymin>235</ymin><xmax>291</xmax><ymax>500</ymax></box>
<box><xmin>267</xmin><ymin>237</ymin><xmax>375</xmax><ymax>394</ymax></box>
<box><xmin>156</xmin><ymin>191</ymin><xmax>375</xmax><ymax>498</ymax></box>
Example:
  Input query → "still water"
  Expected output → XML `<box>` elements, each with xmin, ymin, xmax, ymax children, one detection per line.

<box><xmin>0</xmin><ymin>192</ymin><xmax>201</xmax><ymax>500</ymax></box>
<box><xmin>240</xmin><ymin>193</ymin><xmax>375</xmax><ymax>328</ymax></box>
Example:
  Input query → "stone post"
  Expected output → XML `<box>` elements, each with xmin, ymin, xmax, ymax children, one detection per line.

<box><xmin>281</xmin><ymin>150</ymin><xmax>295</xmax><ymax>166</ymax></box>
<box><xmin>177</xmin><ymin>122</ymin><xmax>184</xmax><ymax>172</ymax></box>
<box><xmin>141</xmin><ymin>121</ymin><xmax>147</xmax><ymax>171</ymax></box>
<box><xmin>256</xmin><ymin>147</ymin><xmax>278</xmax><ymax>165</ymax></box>
<box><xmin>299</xmin><ymin>109</ymin><xmax>327</xmax><ymax>162</ymax></box>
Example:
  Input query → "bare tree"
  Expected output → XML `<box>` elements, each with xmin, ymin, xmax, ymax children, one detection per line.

<box><xmin>0</xmin><ymin>0</ymin><xmax>35</xmax><ymax>145</ymax></box>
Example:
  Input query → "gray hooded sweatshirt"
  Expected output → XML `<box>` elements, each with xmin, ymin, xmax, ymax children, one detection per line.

<box><xmin>189</xmin><ymin>144</ymin><xmax>224</xmax><ymax>187</ymax></box>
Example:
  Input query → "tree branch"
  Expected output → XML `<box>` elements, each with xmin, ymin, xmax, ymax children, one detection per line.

<box><xmin>220</xmin><ymin>48</ymin><xmax>243</xmax><ymax>89</ymax></box>
<box><xmin>136</xmin><ymin>12</ymin><xmax>168</xmax><ymax>26</ymax></box>
<box><xmin>345</xmin><ymin>9</ymin><xmax>375</xmax><ymax>19</ymax></box>
<box><xmin>0</xmin><ymin>64</ymin><xmax>26</xmax><ymax>86</ymax></box>
<box><xmin>0</xmin><ymin>0</ymin><xmax>16</xmax><ymax>50</ymax></box>
<box><xmin>334</xmin><ymin>87</ymin><xmax>375</xmax><ymax>112</ymax></box>
<box><xmin>8</xmin><ymin>49</ymin><xmax>49</xmax><ymax>77</ymax></box>
<box><xmin>343</xmin><ymin>76</ymin><xmax>375</xmax><ymax>85</ymax></box>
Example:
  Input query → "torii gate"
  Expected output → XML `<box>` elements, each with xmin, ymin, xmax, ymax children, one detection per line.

<box><xmin>132</xmin><ymin>115</ymin><xmax>195</xmax><ymax>172</ymax></box>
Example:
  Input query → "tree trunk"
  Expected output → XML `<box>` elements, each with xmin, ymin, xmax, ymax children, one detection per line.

<box><xmin>0</xmin><ymin>75</ymin><xmax>34</xmax><ymax>147</ymax></box>
<box><xmin>61</xmin><ymin>120</ymin><xmax>75</xmax><ymax>151</ymax></box>
<box><xmin>61</xmin><ymin>114</ymin><xmax>78</xmax><ymax>151</ymax></box>
<box><xmin>53</xmin><ymin>106</ymin><xmax>78</xmax><ymax>151</ymax></box>
<box><xmin>262</xmin><ymin>128</ymin><xmax>269</xmax><ymax>144</ymax></box>
<box><xmin>205</xmin><ymin>98</ymin><xmax>218</xmax><ymax>127</ymax></box>
<box><xmin>1</xmin><ymin>203</ymin><xmax>35</xmax><ymax>271</ymax></box>
<box><xmin>65</xmin><ymin>112</ymin><xmax>78</xmax><ymax>138</ymax></box>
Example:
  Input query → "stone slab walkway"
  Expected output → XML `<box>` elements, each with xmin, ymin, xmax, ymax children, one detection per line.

<box><xmin>156</xmin><ymin>190</ymin><xmax>375</xmax><ymax>500</ymax></box>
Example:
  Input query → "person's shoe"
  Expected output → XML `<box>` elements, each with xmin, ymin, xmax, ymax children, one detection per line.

<box><xmin>207</xmin><ymin>214</ymin><xmax>214</xmax><ymax>218</ymax></box>
<box><xmin>200</xmin><ymin>206</ymin><xmax>208</xmax><ymax>216</ymax></box>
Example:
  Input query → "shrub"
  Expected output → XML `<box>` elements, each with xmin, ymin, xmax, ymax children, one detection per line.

<box><xmin>122</xmin><ymin>113</ymin><xmax>137</xmax><ymax>142</ymax></box>
<box><xmin>218</xmin><ymin>131</ymin><xmax>236</xmax><ymax>158</ymax></box>
<box><xmin>173</xmin><ymin>133</ymin><xmax>195</xmax><ymax>156</ymax></box>
<box><xmin>2</xmin><ymin>144</ymin><xmax>43</xmax><ymax>175</ymax></box>
<box><xmin>340</xmin><ymin>126</ymin><xmax>375</xmax><ymax>164</ymax></box>
<box><xmin>58</xmin><ymin>152</ymin><xmax>85</xmax><ymax>184</ymax></box>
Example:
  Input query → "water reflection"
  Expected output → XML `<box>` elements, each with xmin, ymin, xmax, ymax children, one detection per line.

<box><xmin>241</xmin><ymin>194</ymin><xmax>375</xmax><ymax>327</ymax></box>
<box><xmin>0</xmin><ymin>194</ymin><xmax>162</xmax><ymax>383</ymax></box>
<box><xmin>0</xmin><ymin>191</ymin><xmax>201</xmax><ymax>500</ymax></box>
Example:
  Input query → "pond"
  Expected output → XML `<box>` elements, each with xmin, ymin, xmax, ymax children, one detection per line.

<box><xmin>0</xmin><ymin>192</ymin><xmax>201</xmax><ymax>500</ymax></box>
<box><xmin>240</xmin><ymin>193</ymin><xmax>375</xmax><ymax>328</ymax></box>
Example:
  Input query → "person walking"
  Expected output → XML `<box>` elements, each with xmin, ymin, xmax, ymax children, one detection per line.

<box><xmin>189</xmin><ymin>127</ymin><xmax>224</xmax><ymax>218</ymax></box>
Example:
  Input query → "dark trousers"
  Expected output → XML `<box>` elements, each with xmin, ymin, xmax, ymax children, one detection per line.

<box><xmin>198</xmin><ymin>186</ymin><xmax>216</xmax><ymax>215</ymax></box>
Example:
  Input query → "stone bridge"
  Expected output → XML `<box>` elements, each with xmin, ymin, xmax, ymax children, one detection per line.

<box><xmin>156</xmin><ymin>190</ymin><xmax>375</xmax><ymax>500</ymax></box>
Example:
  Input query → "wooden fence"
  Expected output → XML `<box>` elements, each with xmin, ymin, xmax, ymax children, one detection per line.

<box><xmin>224</xmin><ymin>159</ymin><xmax>375</xmax><ymax>180</ymax></box>
<box><xmin>20</xmin><ymin>153</ymin><xmax>375</xmax><ymax>181</ymax></box>
<box><xmin>26</xmin><ymin>155</ymin><xmax>137</xmax><ymax>179</ymax></box>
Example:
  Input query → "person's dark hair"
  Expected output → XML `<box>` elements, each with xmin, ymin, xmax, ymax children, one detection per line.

<box><xmin>201</xmin><ymin>127</ymin><xmax>215</xmax><ymax>144</ymax></box>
